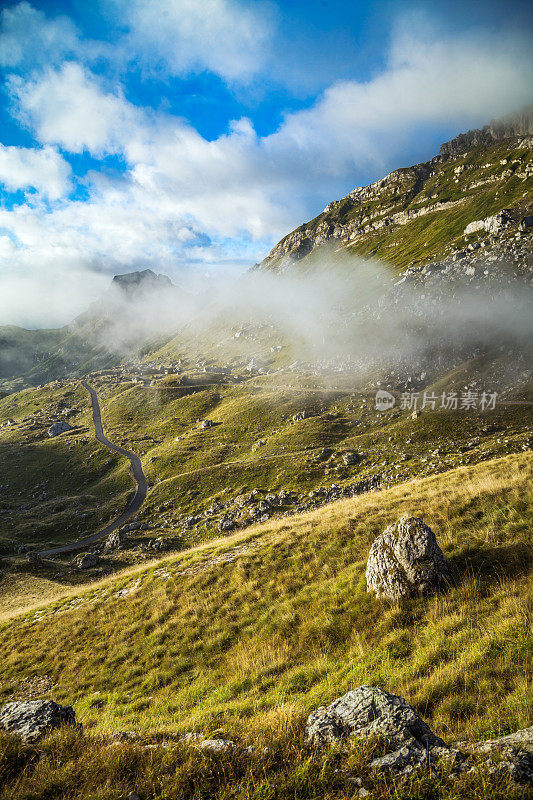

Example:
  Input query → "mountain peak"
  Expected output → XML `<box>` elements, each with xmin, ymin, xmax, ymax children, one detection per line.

<box><xmin>111</xmin><ymin>269</ymin><xmax>174</xmax><ymax>292</ymax></box>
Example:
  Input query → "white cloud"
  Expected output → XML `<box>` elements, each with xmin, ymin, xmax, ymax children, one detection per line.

<box><xmin>117</xmin><ymin>0</ymin><xmax>275</xmax><ymax>81</ymax></box>
<box><xmin>1</xmin><ymin>15</ymin><xmax>532</xmax><ymax>325</ymax></box>
<box><xmin>0</xmin><ymin>143</ymin><xmax>71</xmax><ymax>200</ymax></box>
<box><xmin>9</xmin><ymin>63</ymin><xmax>138</xmax><ymax>156</ymax></box>
<box><xmin>0</xmin><ymin>1</ymin><xmax>80</xmax><ymax>69</ymax></box>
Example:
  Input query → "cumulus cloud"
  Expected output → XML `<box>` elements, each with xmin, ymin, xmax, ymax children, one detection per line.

<box><xmin>8</xmin><ymin>62</ymin><xmax>139</xmax><ymax>156</ymax></box>
<box><xmin>0</xmin><ymin>1</ymin><xmax>80</xmax><ymax>69</ymax></box>
<box><xmin>0</xmin><ymin>143</ymin><xmax>71</xmax><ymax>200</ymax></box>
<box><xmin>116</xmin><ymin>0</ymin><xmax>275</xmax><ymax>81</ymax></box>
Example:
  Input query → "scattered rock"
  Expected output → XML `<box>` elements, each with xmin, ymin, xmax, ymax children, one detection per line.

<box><xmin>47</xmin><ymin>420</ymin><xmax>73</xmax><ymax>437</ymax></box>
<box><xmin>200</xmin><ymin>739</ymin><xmax>237</xmax><ymax>754</ymax></box>
<box><xmin>0</xmin><ymin>699</ymin><xmax>77</xmax><ymax>743</ymax></box>
<box><xmin>201</xmin><ymin>419</ymin><xmax>215</xmax><ymax>429</ymax></box>
<box><xmin>366</xmin><ymin>516</ymin><xmax>448</xmax><ymax>600</ymax></box>
<box><xmin>73</xmin><ymin>552</ymin><xmax>99</xmax><ymax>570</ymax></box>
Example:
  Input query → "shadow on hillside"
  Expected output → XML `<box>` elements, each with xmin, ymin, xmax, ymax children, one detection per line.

<box><xmin>447</xmin><ymin>541</ymin><xmax>532</xmax><ymax>588</ymax></box>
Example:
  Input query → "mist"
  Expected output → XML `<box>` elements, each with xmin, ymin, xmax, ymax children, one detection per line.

<box><xmin>71</xmin><ymin>248</ymin><xmax>533</xmax><ymax>395</ymax></box>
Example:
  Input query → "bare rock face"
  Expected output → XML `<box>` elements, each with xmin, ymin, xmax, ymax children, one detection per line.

<box><xmin>0</xmin><ymin>700</ymin><xmax>77</xmax><ymax>743</ymax></box>
<box><xmin>366</xmin><ymin>516</ymin><xmax>448</xmax><ymax>600</ymax></box>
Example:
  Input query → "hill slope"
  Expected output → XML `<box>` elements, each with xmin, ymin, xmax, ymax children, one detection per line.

<box><xmin>257</xmin><ymin>110</ymin><xmax>533</xmax><ymax>273</ymax></box>
<box><xmin>0</xmin><ymin>453</ymin><xmax>531</xmax><ymax>798</ymax></box>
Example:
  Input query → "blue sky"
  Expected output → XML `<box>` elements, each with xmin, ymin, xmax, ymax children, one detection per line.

<box><xmin>0</xmin><ymin>0</ymin><xmax>532</xmax><ymax>326</ymax></box>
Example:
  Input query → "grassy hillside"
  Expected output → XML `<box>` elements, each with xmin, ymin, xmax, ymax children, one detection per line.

<box><xmin>260</xmin><ymin>138</ymin><xmax>533</xmax><ymax>273</ymax></box>
<box><xmin>0</xmin><ymin>452</ymin><xmax>531</xmax><ymax>798</ymax></box>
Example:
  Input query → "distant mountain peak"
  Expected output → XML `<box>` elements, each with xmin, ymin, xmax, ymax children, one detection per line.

<box><xmin>111</xmin><ymin>269</ymin><xmax>174</xmax><ymax>292</ymax></box>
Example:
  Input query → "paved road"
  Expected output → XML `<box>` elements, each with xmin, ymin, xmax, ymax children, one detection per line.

<box><xmin>37</xmin><ymin>381</ymin><xmax>148</xmax><ymax>557</ymax></box>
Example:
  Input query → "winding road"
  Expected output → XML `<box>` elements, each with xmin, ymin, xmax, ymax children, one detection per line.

<box><xmin>37</xmin><ymin>381</ymin><xmax>148</xmax><ymax>557</ymax></box>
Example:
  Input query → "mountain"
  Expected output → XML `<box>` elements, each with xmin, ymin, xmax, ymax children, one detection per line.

<box><xmin>256</xmin><ymin>107</ymin><xmax>533</xmax><ymax>274</ymax></box>
<box><xmin>0</xmin><ymin>269</ymin><xmax>180</xmax><ymax>389</ymax></box>
<box><xmin>0</xmin><ymin>113</ymin><xmax>532</xmax><ymax>800</ymax></box>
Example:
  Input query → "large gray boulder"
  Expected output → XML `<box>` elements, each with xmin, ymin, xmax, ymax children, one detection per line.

<box><xmin>48</xmin><ymin>420</ymin><xmax>73</xmax><ymax>437</ymax></box>
<box><xmin>305</xmin><ymin>686</ymin><xmax>447</xmax><ymax>752</ymax></box>
<box><xmin>366</xmin><ymin>516</ymin><xmax>448</xmax><ymax>600</ymax></box>
<box><xmin>0</xmin><ymin>700</ymin><xmax>77</xmax><ymax>743</ymax></box>
<box><xmin>73</xmin><ymin>552</ymin><xmax>99</xmax><ymax>570</ymax></box>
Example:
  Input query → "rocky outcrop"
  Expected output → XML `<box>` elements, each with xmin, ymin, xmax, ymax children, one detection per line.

<box><xmin>464</xmin><ymin>209</ymin><xmax>514</xmax><ymax>236</ymax></box>
<box><xmin>366</xmin><ymin>516</ymin><xmax>448</xmax><ymax>601</ymax></box>
<box><xmin>439</xmin><ymin>105</ymin><xmax>533</xmax><ymax>158</ymax></box>
<box><xmin>0</xmin><ymin>700</ymin><xmax>77</xmax><ymax>742</ymax></box>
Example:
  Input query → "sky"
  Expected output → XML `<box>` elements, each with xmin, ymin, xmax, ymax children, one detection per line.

<box><xmin>0</xmin><ymin>0</ymin><xmax>532</xmax><ymax>327</ymax></box>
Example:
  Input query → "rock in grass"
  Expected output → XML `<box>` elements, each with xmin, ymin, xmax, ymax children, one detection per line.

<box><xmin>0</xmin><ymin>700</ymin><xmax>77</xmax><ymax>743</ymax></box>
<box><xmin>305</xmin><ymin>685</ymin><xmax>447</xmax><ymax>750</ymax></box>
<box><xmin>305</xmin><ymin>686</ymin><xmax>461</xmax><ymax>775</ymax></box>
<box><xmin>73</xmin><ymin>552</ymin><xmax>99</xmax><ymax>569</ymax></box>
<box><xmin>47</xmin><ymin>420</ymin><xmax>73</xmax><ymax>437</ymax></box>
<box><xmin>200</xmin><ymin>739</ymin><xmax>237</xmax><ymax>754</ymax></box>
<box><xmin>366</xmin><ymin>515</ymin><xmax>448</xmax><ymax>601</ymax></box>
<box><xmin>105</xmin><ymin>529</ymin><xmax>128</xmax><ymax>550</ymax></box>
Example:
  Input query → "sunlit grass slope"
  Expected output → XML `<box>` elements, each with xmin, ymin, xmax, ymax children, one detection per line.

<box><xmin>1</xmin><ymin>452</ymin><xmax>531</xmax><ymax>742</ymax></box>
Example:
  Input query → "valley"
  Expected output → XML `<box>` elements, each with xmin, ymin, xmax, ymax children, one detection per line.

<box><xmin>0</xmin><ymin>115</ymin><xmax>532</xmax><ymax>799</ymax></box>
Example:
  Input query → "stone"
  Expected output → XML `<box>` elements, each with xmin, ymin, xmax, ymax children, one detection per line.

<box><xmin>342</xmin><ymin>451</ymin><xmax>360</xmax><ymax>466</ymax></box>
<box><xmin>292</xmin><ymin>411</ymin><xmax>309</xmax><ymax>422</ymax></box>
<box><xmin>201</xmin><ymin>419</ymin><xmax>215</xmax><ymax>429</ymax></box>
<box><xmin>366</xmin><ymin>516</ymin><xmax>448</xmax><ymax>601</ymax></box>
<box><xmin>73</xmin><ymin>552</ymin><xmax>99</xmax><ymax>569</ymax></box>
<box><xmin>105</xmin><ymin>529</ymin><xmax>128</xmax><ymax>550</ymax></box>
<box><xmin>47</xmin><ymin>420</ymin><xmax>73</xmax><ymax>437</ymax></box>
<box><xmin>370</xmin><ymin>745</ymin><xmax>414</xmax><ymax>771</ymax></box>
<box><xmin>145</xmin><ymin>536</ymin><xmax>172</xmax><ymax>552</ymax></box>
<box><xmin>305</xmin><ymin>685</ymin><xmax>447</xmax><ymax>752</ymax></box>
<box><xmin>0</xmin><ymin>699</ymin><xmax>77</xmax><ymax>743</ymax></box>
<box><xmin>219</xmin><ymin>514</ymin><xmax>236</xmax><ymax>532</ymax></box>
<box><xmin>200</xmin><ymin>739</ymin><xmax>237</xmax><ymax>754</ymax></box>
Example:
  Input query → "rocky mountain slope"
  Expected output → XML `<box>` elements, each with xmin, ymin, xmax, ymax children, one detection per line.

<box><xmin>256</xmin><ymin>107</ymin><xmax>533</xmax><ymax>274</ymax></box>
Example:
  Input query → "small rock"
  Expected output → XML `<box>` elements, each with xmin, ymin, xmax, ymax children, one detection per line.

<box><xmin>105</xmin><ymin>529</ymin><xmax>128</xmax><ymax>550</ymax></box>
<box><xmin>0</xmin><ymin>700</ymin><xmax>77</xmax><ymax>743</ymax></box>
<box><xmin>200</xmin><ymin>739</ymin><xmax>237</xmax><ymax>754</ymax></box>
<box><xmin>47</xmin><ymin>420</ymin><xmax>73</xmax><ymax>437</ymax></box>
<box><xmin>73</xmin><ymin>552</ymin><xmax>99</xmax><ymax>570</ymax></box>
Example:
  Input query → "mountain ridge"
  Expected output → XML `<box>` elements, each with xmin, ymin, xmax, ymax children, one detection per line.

<box><xmin>256</xmin><ymin>107</ymin><xmax>533</xmax><ymax>274</ymax></box>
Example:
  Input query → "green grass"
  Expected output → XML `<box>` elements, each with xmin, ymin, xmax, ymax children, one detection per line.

<box><xmin>263</xmin><ymin>139</ymin><xmax>533</xmax><ymax>273</ymax></box>
<box><xmin>0</xmin><ymin>452</ymin><xmax>531</xmax><ymax>798</ymax></box>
